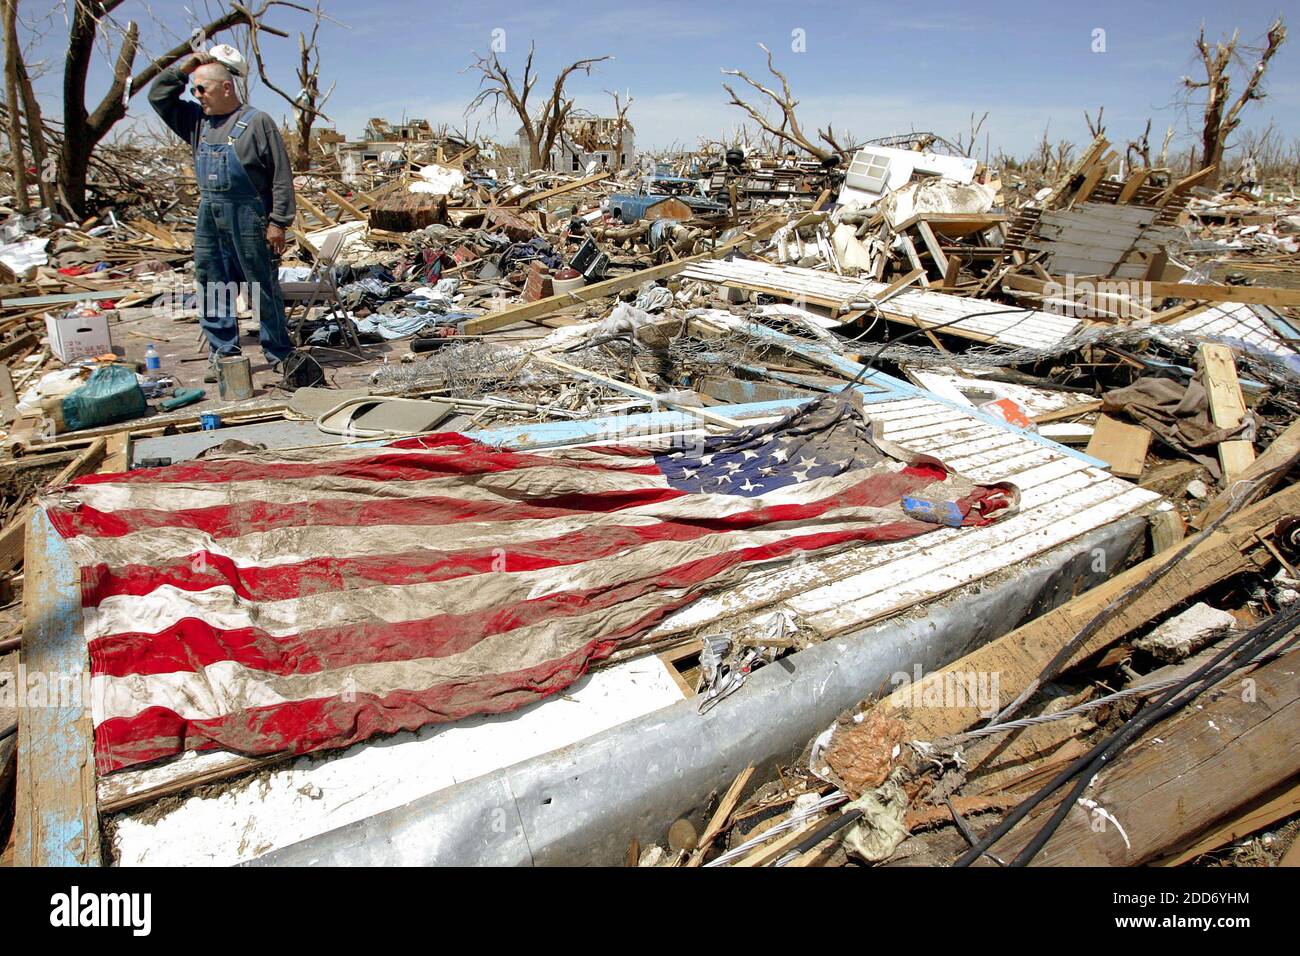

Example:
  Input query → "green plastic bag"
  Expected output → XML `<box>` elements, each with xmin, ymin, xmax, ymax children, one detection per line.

<box><xmin>61</xmin><ymin>365</ymin><xmax>146</xmax><ymax>432</ymax></box>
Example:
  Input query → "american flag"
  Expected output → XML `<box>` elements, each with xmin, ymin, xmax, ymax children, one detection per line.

<box><xmin>42</xmin><ymin>394</ymin><xmax>1015</xmax><ymax>774</ymax></box>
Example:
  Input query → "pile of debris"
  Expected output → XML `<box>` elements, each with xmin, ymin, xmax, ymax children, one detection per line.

<box><xmin>3</xmin><ymin>107</ymin><xmax>1300</xmax><ymax>870</ymax></box>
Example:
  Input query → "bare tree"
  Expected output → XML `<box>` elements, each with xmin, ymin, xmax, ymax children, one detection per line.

<box><xmin>1126</xmin><ymin>118</ymin><xmax>1153</xmax><ymax>170</ymax></box>
<box><xmin>241</xmin><ymin>0</ymin><xmax>335</xmax><ymax>171</ymax></box>
<box><xmin>55</xmin><ymin>0</ymin><xmax>308</xmax><ymax>218</ymax></box>
<box><xmin>1084</xmin><ymin>106</ymin><xmax>1106</xmax><ymax>138</ymax></box>
<box><xmin>1183</xmin><ymin>18</ymin><xmax>1286</xmax><ymax>185</ymax></box>
<box><xmin>954</xmin><ymin>111</ymin><xmax>989</xmax><ymax>158</ymax></box>
<box><xmin>466</xmin><ymin>43</ymin><xmax>611</xmax><ymax>172</ymax></box>
<box><xmin>605</xmin><ymin>86</ymin><xmax>632</xmax><ymax>169</ymax></box>
<box><xmin>721</xmin><ymin>44</ymin><xmax>844</xmax><ymax>163</ymax></box>
<box><xmin>3</xmin><ymin>0</ymin><xmax>30</xmax><ymax>211</ymax></box>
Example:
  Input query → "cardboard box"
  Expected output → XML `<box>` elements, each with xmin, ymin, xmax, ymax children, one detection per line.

<box><xmin>45</xmin><ymin>310</ymin><xmax>113</xmax><ymax>363</ymax></box>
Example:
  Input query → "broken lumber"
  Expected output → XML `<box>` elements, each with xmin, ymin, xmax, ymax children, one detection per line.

<box><xmin>519</xmin><ymin>171</ymin><xmax>608</xmax><ymax>210</ymax></box>
<box><xmin>1085</xmin><ymin>413</ymin><xmax>1150</xmax><ymax>480</ymax></box>
<box><xmin>1152</xmin><ymin>775</ymin><xmax>1300</xmax><ymax>866</ymax></box>
<box><xmin>1198</xmin><ymin>343</ymin><xmax>1256</xmax><ymax>481</ymax></box>
<box><xmin>14</xmin><ymin>508</ymin><xmax>100</xmax><ymax>865</ymax></box>
<box><xmin>871</xmin><ymin>481</ymin><xmax>1300</xmax><ymax>742</ymax></box>
<box><xmin>1194</xmin><ymin>418</ymin><xmax>1300</xmax><ymax>529</ymax></box>
<box><xmin>981</xmin><ymin>650</ymin><xmax>1300</xmax><ymax>866</ymax></box>
<box><xmin>0</xmin><ymin>437</ymin><xmax>106</xmax><ymax>573</ymax></box>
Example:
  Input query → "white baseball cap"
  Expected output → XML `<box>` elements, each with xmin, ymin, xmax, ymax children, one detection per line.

<box><xmin>207</xmin><ymin>43</ymin><xmax>247</xmax><ymax>77</ymax></box>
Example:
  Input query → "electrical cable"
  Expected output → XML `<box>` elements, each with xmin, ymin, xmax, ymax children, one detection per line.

<box><xmin>952</xmin><ymin>603</ymin><xmax>1300</xmax><ymax>866</ymax></box>
<box><xmin>1007</xmin><ymin>611</ymin><xmax>1300</xmax><ymax>866</ymax></box>
<box><xmin>988</xmin><ymin>454</ymin><xmax>1300</xmax><ymax>728</ymax></box>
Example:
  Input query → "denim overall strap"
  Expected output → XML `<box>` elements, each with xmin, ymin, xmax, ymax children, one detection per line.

<box><xmin>195</xmin><ymin>105</ymin><xmax>261</xmax><ymax>201</ymax></box>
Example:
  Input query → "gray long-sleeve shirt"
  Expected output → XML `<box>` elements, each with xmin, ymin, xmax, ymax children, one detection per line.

<box><xmin>149</xmin><ymin>68</ymin><xmax>297</xmax><ymax>227</ymax></box>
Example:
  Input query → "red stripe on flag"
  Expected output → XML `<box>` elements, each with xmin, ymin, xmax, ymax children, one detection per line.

<box><xmin>69</xmin><ymin>437</ymin><xmax>658</xmax><ymax>487</ymax></box>
<box><xmin>51</xmin><ymin>485</ymin><xmax>689</xmax><ymax>540</ymax></box>
<box><xmin>80</xmin><ymin>469</ymin><xmax>938</xmax><ymax>606</ymax></box>
<box><xmin>87</xmin><ymin>519</ymin><xmax>929</xmax><ymax>679</ymax></box>
<box><xmin>90</xmin><ymin>520</ymin><xmax>932</xmax><ymax>773</ymax></box>
<box><xmin>92</xmin><ymin>635</ymin><xmax>616</xmax><ymax>774</ymax></box>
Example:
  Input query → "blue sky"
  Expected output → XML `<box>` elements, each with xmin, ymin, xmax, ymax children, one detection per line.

<box><xmin>17</xmin><ymin>0</ymin><xmax>1298</xmax><ymax>159</ymax></box>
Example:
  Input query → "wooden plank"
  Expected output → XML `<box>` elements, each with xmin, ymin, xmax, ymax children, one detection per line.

<box><xmin>731</xmin><ymin>818</ymin><xmax>819</xmax><ymax>867</ymax></box>
<box><xmin>1154</xmin><ymin>165</ymin><xmax>1217</xmax><ymax>207</ymax></box>
<box><xmin>461</xmin><ymin>221</ymin><xmax>781</xmax><ymax>336</ymax></box>
<box><xmin>1152</xmin><ymin>775</ymin><xmax>1300</xmax><ymax>867</ymax></box>
<box><xmin>1198</xmin><ymin>343</ymin><xmax>1255</xmax><ymax>480</ymax></box>
<box><xmin>14</xmin><ymin>508</ymin><xmax>101</xmax><ymax>865</ymax></box>
<box><xmin>1043</xmin><ymin>135</ymin><xmax>1109</xmax><ymax>209</ymax></box>
<box><xmin>1085</xmin><ymin>414</ymin><xmax>1150</xmax><ymax>480</ymax></box>
<box><xmin>868</xmin><ymin>482</ymin><xmax>1300</xmax><ymax>742</ymax></box>
<box><xmin>1</xmin><ymin>289</ymin><xmax>132</xmax><ymax>308</ymax></box>
<box><xmin>0</xmin><ymin>438</ymin><xmax>106</xmax><ymax>573</ymax></box>
<box><xmin>687</xmin><ymin>764</ymin><xmax>756</xmax><ymax>866</ymax></box>
<box><xmin>0</xmin><ymin>365</ymin><xmax>15</xmax><ymax>424</ymax></box>
<box><xmin>983</xmin><ymin>652</ymin><xmax>1300</xmax><ymax>866</ymax></box>
<box><xmin>323</xmin><ymin>188</ymin><xmax>367</xmax><ymax>223</ymax></box>
<box><xmin>1194</xmin><ymin>418</ymin><xmax>1300</xmax><ymax>529</ymax></box>
<box><xmin>1069</xmin><ymin>163</ymin><xmax>1109</xmax><ymax>207</ymax></box>
<box><xmin>296</xmin><ymin>192</ymin><xmax>336</xmax><ymax>228</ymax></box>
<box><xmin>99</xmin><ymin>432</ymin><xmax>129</xmax><ymax>474</ymax></box>
<box><xmin>899</xmin><ymin>234</ymin><xmax>931</xmax><ymax>287</ymax></box>
<box><xmin>1041</xmin><ymin>202</ymin><xmax>1157</xmax><ymax>229</ymax></box>
<box><xmin>0</xmin><ymin>330</ymin><xmax>38</xmax><ymax>362</ymax></box>
<box><xmin>914</xmin><ymin>220</ymin><xmax>949</xmax><ymax>276</ymax></box>
<box><xmin>1116</xmin><ymin>168</ymin><xmax>1152</xmax><ymax>203</ymax></box>
<box><xmin>942</xmin><ymin>254</ymin><xmax>962</xmax><ymax>290</ymax></box>
<box><xmin>519</xmin><ymin>171</ymin><xmax>608</xmax><ymax>210</ymax></box>
<box><xmin>1032</xmin><ymin>400</ymin><xmax>1102</xmax><ymax>424</ymax></box>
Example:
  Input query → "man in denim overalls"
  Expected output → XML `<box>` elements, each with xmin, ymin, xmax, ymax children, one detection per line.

<box><xmin>150</xmin><ymin>54</ymin><xmax>298</xmax><ymax>381</ymax></box>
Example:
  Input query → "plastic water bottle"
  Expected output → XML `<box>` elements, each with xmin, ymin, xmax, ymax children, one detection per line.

<box><xmin>145</xmin><ymin>344</ymin><xmax>161</xmax><ymax>378</ymax></box>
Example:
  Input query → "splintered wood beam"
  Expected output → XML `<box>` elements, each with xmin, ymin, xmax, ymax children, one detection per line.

<box><xmin>914</xmin><ymin>220</ymin><xmax>949</xmax><ymax>277</ymax></box>
<box><xmin>519</xmin><ymin>171</ymin><xmax>608</xmax><ymax>210</ymax></box>
<box><xmin>872</xmin><ymin>481</ymin><xmax>1300</xmax><ymax>743</ymax></box>
<box><xmin>324</xmin><ymin>188</ymin><xmax>367</xmax><ymax>223</ymax></box>
<box><xmin>296</xmin><ymin>192</ymin><xmax>336</xmax><ymax>227</ymax></box>
<box><xmin>1117</xmin><ymin>168</ymin><xmax>1152</xmax><ymax>203</ymax></box>
<box><xmin>981</xmin><ymin>652</ymin><xmax>1300</xmax><ymax>866</ymax></box>
<box><xmin>1155</xmin><ymin>165</ymin><xmax>1217</xmax><ymax>207</ymax></box>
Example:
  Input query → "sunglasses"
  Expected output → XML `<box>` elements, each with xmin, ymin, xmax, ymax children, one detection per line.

<box><xmin>191</xmin><ymin>83</ymin><xmax>218</xmax><ymax>95</ymax></box>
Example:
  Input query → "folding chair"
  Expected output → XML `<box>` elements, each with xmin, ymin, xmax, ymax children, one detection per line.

<box><xmin>280</xmin><ymin>230</ymin><xmax>365</xmax><ymax>355</ymax></box>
